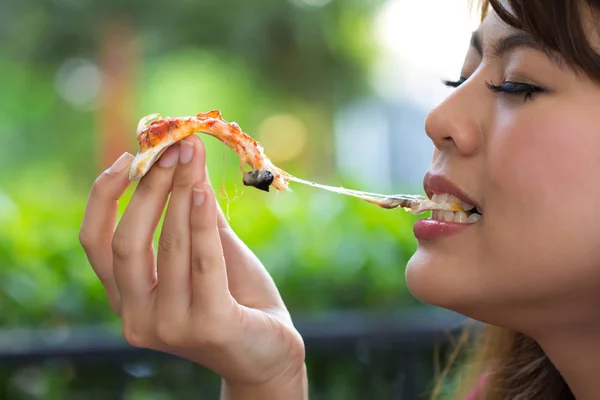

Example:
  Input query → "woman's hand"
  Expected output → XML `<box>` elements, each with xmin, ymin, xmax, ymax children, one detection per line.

<box><xmin>79</xmin><ymin>135</ymin><xmax>307</xmax><ymax>399</ymax></box>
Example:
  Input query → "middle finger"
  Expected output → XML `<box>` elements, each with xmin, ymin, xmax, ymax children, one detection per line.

<box><xmin>156</xmin><ymin>135</ymin><xmax>207</xmax><ymax>312</ymax></box>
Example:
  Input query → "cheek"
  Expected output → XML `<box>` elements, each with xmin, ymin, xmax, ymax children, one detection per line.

<box><xmin>489</xmin><ymin>109</ymin><xmax>599</xmax><ymax>208</ymax></box>
<box><xmin>484</xmin><ymin>104</ymin><xmax>600</xmax><ymax>288</ymax></box>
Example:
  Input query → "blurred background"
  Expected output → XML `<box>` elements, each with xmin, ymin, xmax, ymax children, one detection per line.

<box><xmin>0</xmin><ymin>0</ymin><xmax>480</xmax><ymax>398</ymax></box>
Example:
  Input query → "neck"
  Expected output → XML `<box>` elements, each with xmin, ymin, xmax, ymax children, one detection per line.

<box><xmin>534</xmin><ymin>323</ymin><xmax>600</xmax><ymax>400</ymax></box>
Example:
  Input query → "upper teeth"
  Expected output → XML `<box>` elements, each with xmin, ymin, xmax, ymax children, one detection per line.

<box><xmin>432</xmin><ymin>193</ymin><xmax>474</xmax><ymax>211</ymax></box>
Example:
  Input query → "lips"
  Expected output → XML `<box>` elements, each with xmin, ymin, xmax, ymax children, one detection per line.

<box><xmin>423</xmin><ymin>172</ymin><xmax>481</xmax><ymax>212</ymax></box>
<box><xmin>413</xmin><ymin>172</ymin><xmax>482</xmax><ymax>241</ymax></box>
<box><xmin>413</xmin><ymin>218</ymin><xmax>473</xmax><ymax>240</ymax></box>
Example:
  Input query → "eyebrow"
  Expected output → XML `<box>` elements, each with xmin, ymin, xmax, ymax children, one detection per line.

<box><xmin>470</xmin><ymin>31</ymin><xmax>566</xmax><ymax>69</ymax></box>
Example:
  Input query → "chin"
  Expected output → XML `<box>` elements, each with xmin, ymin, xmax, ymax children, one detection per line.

<box><xmin>405</xmin><ymin>246</ymin><xmax>482</xmax><ymax>317</ymax></box>
<box><xmin>405</xmin><ymin>247</ymin><xmax>521</xmax><ymax>328</ymax></box>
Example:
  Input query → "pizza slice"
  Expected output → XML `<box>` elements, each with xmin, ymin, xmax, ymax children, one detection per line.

<box><xmin>129</xmin><ymin>110</ymin><xmax>462</xmax><ymax>214</ymax></box>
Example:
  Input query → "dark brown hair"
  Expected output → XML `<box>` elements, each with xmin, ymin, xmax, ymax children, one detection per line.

<box><xmin>431</xmin><ymin>1</ymin><xmax>600</xmax><ymax>399</ymax></box>
<box><xmin>486</xmin><ymin>0</ymin><xmax>600</xmax><ymax>81</ymax></box>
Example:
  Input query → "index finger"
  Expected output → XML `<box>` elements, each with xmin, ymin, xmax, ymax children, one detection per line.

<box><xmin>79</xmin><ymin>152</ymin><xmax>133</xmax><ymax>313</ymax></box>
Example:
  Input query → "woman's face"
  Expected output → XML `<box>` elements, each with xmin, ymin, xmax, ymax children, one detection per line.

<box><xmin>406</xmin><ymin>6</ymin><xmax>600</xmax><ymax>333</ymax></box>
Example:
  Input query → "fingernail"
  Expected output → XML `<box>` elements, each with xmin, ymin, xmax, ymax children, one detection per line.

<box><xmin>107</xmin><ymin>152</ymin><xmax>133</xmax><ymax>174</ymax></box>
<box><xmin>158</xmin><ymin>146</ymin><xmax>180</xmax><ymax>168</ymax></box>
<box><xmin>180</xmin><ymin>140</ymin><xmax>194</xmax><ymax>164</ymax></box>
<box><xmin>193</xmin><ymin>187</ymin><xmax>205</xmax><ymax>206</ymax></box>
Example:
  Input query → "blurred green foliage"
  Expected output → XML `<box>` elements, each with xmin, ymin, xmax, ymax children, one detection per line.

<box><xmin>0</xmin><ymin>162</ymin><xmax>421</xmax><ymax>327</ymax></box>
<box><xmin>0</xmin><ymin>0</ymin><xmax>423</xmax><ymax>328</ymax></box>
<box><xmin>0</xmin><ymin>152</ymin><xmax>428</xmax><ymax>397</ymax></box>
<box><xmin>0</xmin><ymin>0</ymin><xmax>441</xmax><ymax>397</ymax></box>
<box><xmin>1</xmin><ymin>0</ymin><xmax>380</xmax><ymax>101</ymax></box>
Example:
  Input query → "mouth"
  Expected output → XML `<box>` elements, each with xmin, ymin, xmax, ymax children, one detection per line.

<box><xmin>429</xmin><ymin>193</ymin><xmax>482</xmax><ymax>224</ymax></box>
<box><xmin>423</xmin><ymin>173</ymin><xmax>483</xmax><ymax>225</ymax></box>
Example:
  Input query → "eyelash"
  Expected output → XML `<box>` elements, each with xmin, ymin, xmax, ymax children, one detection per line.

<box><xmin>442</xmin><ymin>77</ymin><xmax>546</xmax><ymax>102</ymax></box>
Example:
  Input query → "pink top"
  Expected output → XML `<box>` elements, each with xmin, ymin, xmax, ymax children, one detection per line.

<box><xmin>463</xmin><ymin>374</ymin><xmax>488</xmax><ymax>400</ymax></box>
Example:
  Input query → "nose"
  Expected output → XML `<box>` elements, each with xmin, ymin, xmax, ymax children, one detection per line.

<box><xmin>424</xmin><ymin>81</ymin><xmax>483</xmax><ymax>156</ymax></box>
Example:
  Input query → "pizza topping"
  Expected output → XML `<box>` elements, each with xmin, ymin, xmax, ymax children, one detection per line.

<box><xmin>129</xmin><ymin>111</ymin><xmax>461</xmax><ymax>215</ymax></box>
<box><xmin>242</xmin><ymin>169</ymin><xmax>275</xmax><ymax>192</ymax></box>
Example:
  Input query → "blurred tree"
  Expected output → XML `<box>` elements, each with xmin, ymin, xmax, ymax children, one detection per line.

<box><xmin>0</xmin><ymin>0</ymin><xmax>386</xmax><ymax>176</ymax></box>
<box><xmin>1</xmin><ymin>0</ymin><xmax>382</xmax><ymax>100</ymax></box>
<box><xmin>0</xmin><ymin>2</ymin><xmax>438</xmax><ymax>397</ymax></box>
<box><xmin>0</xmin><ymin>0</ymin><xmax>423</xmax><ymax>324</ymax></box>
<box><xmin>99</xmin><ymin>20</ymin><xmax>139</xmax><ymax>169</ymax></box>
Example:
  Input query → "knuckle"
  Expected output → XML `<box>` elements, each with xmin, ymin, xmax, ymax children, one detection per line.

<box><xmin>89</xmin><ymin>171</ymin><xmax>118</xmax><ymax>199</ymax></box>
<box><xmin>122</xmin><ymin>322</ymin><xmax>149</xmax><ymax>348</ymax></box>
<box><xmin>191</xmin><ymin>254</ymin><xmax>223</xmax><ymax>274</ymax></box>
<box><xmin>191</xmin><ymin>256</ymin><xmax>209</xmax><ymax>273</ymax></box>
<box><xmin>138</xmin><ymin>170</ymin><xmax>172</xmax><ymax>193</ymax></box>
<box><xmin>111</xmin><ymin>235</ymin><xmax>137</xmax><ymax>260</ymax></box>
<box><xmin>90</xmin><ymin>174</ymin><xmax>106</xmax><ymax>198</ymax></box>
<box><xmin>156</xmin><ymin>321</ymin><xmax>184</xmax><ymax>347</ymax></box>
<box><xmin>138</xmin><ymin>176</ymin><xmax>160</xmax><ymax>193</ymax></box>
<box><xmin>158</xmin><ymin>232</ymin><xmax>181</xmax><ymax>254</ymax></box>
<box><xmin>172</xmin><ymin>171</ymin><xmax>195</xmax><ymax>191</ymax></box>
<box><xmin>172</xmin><ymin>176</ymin><xmax>193</xmax><ymax>191</ymax></box>
<box><xmin>78</xmin><ymin>229</ymin><xmax>93</xmax><ymax>249</ymax></box>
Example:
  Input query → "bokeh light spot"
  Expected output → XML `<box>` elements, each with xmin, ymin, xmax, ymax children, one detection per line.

<box><xmin>54</xmin><ymin>58</ymin><xmax>101</xmax><ymax>108</ymax></box>
<box><xmin>257</xmin><ymin>114</ymin><xmax>308</xmax><ymax>163</ymax></box>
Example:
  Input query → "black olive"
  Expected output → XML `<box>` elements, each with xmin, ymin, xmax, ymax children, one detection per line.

<box><xmin>242</xmin><ymin>169</ymin><xmax>274</xmax><ymax>192</ymax></box>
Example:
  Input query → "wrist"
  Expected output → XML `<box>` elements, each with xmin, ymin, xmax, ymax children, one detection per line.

<box><xmin>221</xmin><ymin>364</ymin><xmax>308</xmax><ymax>400</ymax></box>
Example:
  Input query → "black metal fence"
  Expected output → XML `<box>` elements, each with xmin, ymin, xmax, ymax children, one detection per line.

<box><xmin>0</xmin><ymin>307</ymin><xmax>471</xmax><ymax>400</ymax></box>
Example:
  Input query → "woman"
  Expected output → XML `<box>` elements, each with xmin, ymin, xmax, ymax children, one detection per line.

<box><xmin>79</xmin><ymin>0</ymin><xmax>600</xmax><ymax>398</ymax></box>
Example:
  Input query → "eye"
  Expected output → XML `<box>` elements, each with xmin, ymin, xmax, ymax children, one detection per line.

<box><xmin>485</xmin><ymin>81</ymin><xmax>547</xmax><ymax>102</ymax></box>
<box><xmin>442</xmin><ymin>77</ymin><xmax>467</xmax><ymax>88</ymax></box>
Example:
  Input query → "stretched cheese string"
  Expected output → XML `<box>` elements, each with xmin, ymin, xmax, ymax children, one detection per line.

<box><xmin>283</xmin><ymin>175</ymin><xmax>438</xmax><ymax>213</ymax></box>
<box><xmin>286</xmin><ymin>175</ymin><xmax>412</xmax><ymax>200</ymax></box>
